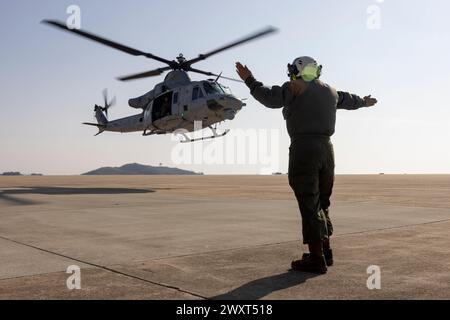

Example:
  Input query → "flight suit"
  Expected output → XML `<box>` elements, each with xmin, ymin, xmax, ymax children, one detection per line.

<box><xmin>245</xmin><ymin>76</ymin><xmax>367</xmax><ymax>244</ymax></box>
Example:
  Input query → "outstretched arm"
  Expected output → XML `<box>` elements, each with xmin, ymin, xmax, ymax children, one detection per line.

<box><xmin>236</xmin><ymin>62</ymin><xmax>294</xmax><ymax>109</ymax></box>
<box><xmin>337</xmin><ymin>91</ymin><xmax>378</xmax><ymax>110</ymax></box>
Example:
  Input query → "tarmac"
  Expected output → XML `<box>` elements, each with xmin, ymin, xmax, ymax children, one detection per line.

<box><xmin>0</xmin><ymin>175</ymin><xmax>449</xmax><ymax>299</ymax></box>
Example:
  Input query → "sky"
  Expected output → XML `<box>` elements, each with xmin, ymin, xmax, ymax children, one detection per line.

<box><xmin>0</xmin><ymin>0</ymin><xmax>449</xmax><ymax>175</ymax></box>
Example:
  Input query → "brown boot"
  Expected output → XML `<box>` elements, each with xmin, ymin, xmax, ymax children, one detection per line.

<box><xmin>323</xmin><ymin>239</ymin><xmax>334</xmax><ymax>266</ymax></box>
<box><xmin>303</xmin><ymin>238</ymin><xmax>334</xmax><ymax>266</ymax></box>
<box><xmin>302</xmin><ymin>249</ymin><xmax>333</xmax><ymax>266</ymax></box>
<box><xmin>291</xmin><ymin>254</ymin><xmax>327</xmax><ymax>274</ymax></box>
<box><xmin>291</xmin><ymin>241</ymin><xmax>327</xmax><ymax>274</ymax></box>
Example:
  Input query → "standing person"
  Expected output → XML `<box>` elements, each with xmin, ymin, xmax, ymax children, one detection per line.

<box><xmin>236</xmin><ymin>57</ymin><xmax>377</xmax><ymax>274</ymax></box>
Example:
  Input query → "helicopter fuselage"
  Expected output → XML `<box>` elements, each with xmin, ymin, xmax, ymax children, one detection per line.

<box><xmin>93</xmin><ymin>78</ymin><xmax>245</xmax><ymax>136</ymax></box>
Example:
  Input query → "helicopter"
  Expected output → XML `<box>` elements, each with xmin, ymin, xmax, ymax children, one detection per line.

<box><xmin>42</xmin><ymin>20</ymin><xmax>277</xmax><ymax>142</ymax></box>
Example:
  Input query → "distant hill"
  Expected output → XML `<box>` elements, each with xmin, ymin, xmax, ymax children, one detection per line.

<box><xmin>1</xmin><ymin>172</ymin><xmax>22</xmax><ymax>176</ymax></box>
<box><xmin>83</xmin><ymin>163</ymin><xmax>201</xmax><ymax>175</ymax></box>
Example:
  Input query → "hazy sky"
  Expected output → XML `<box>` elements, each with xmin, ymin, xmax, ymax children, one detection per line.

<box><xmin>1</xmin><ymin>0</ymin><xmax>449</xmax><ymax>175</ymax></box>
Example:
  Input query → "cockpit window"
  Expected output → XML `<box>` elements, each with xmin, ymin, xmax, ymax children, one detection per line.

<box><xmin>203</xmin><ymin>82</ymin><xmax>224</xmax><ymax>95</ymax></box>
<box><xmin>220</xmin><ymin>84</ymin><xmax>232</xmax><ymax>95</ymax></box>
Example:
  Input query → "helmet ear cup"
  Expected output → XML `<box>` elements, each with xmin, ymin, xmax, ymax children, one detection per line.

<box><xmin>317</xmin><ymin>65</ymin><xmax>322</xmax><ymax>78</ymax></box>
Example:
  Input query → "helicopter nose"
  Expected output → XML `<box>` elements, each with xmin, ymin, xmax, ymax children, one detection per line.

<box><xmin>220</xmin><ymin>96</ymin><xmax>244</xmax><ymax>120</ymax></box>
<box><xmin>220</xmin><ymin>96</ymin><xmax>244</xmax><ymax>109</ymax></box>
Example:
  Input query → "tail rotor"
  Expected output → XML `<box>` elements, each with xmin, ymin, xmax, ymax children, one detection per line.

<box><xmin>95</xmin><ymin>89</ymin><xmax>116</xmax><ymax>119</ymax></box>
<box><xmin>84</xmin><ymin>89</ymin><xmax>116</xmax><ymax>135</ymax></box>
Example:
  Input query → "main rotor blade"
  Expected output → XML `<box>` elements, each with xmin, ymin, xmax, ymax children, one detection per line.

<box><xmin>186</xmin><ymin>26</ymin><xmax>278</xmax><ymax>66</ymax></box>
<box><xmin>188</xmin><ymin>68</ymin><xmax>243</xmax><ymax>83</ymax></box>
<box><xmin>42</xmin><ymin>20</ymin><xmax>174</xmax><ymax>66</ymax></box>
<box><xmin>117</xmin><ymin>67</ymin><xmax>172</xmax><ymax>81</ymax></box>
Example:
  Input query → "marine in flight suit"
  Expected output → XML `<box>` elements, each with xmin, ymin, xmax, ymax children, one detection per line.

<box><xmin>236</xmin><ymin>57</ymin><xmax>377</xmax><ymax>273</ymax></box>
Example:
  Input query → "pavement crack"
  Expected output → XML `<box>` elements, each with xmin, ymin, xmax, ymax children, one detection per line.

<box><xmin>148</xmin><ymin>218</ymin><xmax>450</xmax><ymax>262</ymax></box>
<box><xmin>333</xmin><ymin>218</ymin><xmax>450</xmax><ymax>238</ymax></box>
<box><xmin>0</xmin><ymin>235</ymin><xmax>207</xmax><ymax>300</ymax></box>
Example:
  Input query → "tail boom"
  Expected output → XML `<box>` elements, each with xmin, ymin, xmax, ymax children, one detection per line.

<box><xmin>83</xmin><ymin>122</ymin><xmax>107</xmax><ymax>136</ymax></box>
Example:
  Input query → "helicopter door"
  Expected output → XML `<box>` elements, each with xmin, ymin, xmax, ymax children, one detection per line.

<box><xmin>152</xmin><ymin>91</ymin><xmax>173</xmax><ymax>121</ymax></box>
<box><xmin>187</xmin><ymin>85</ymin><xmax>204</xmax><ymax>117</ymax></box>
<box><xmin>192</xmin><ymin>85</ymin><xmax>204</xmax><ymax>101</ymax></box>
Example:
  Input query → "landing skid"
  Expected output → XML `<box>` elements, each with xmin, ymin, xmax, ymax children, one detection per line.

<box><xmin>142</xmin><ymin>129</ymin><xmax>166</xmax><ymax>136</ymax></box>
<box><xmin>178</xmin><ymin>126</ymin><xmax>230</xmax><ymax>143</ymax></box>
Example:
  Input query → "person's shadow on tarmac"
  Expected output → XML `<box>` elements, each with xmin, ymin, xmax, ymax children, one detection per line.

<box><xmin>211</xmin><ymin>271</ymin><xmax>319</xmax><ymax>300</ymax></box>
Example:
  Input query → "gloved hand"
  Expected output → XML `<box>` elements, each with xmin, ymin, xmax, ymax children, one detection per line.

<box><xmin>364</xmin><ymin>95</ymin><xmax>378</xmax><ymax>107</ymax></box>
<box><xmin>235</xmin><ymin>62</ymin><xmax>253</xmax><ymax>81</ymax></box>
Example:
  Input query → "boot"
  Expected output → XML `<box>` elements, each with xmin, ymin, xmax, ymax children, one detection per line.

<box><xmin>303</xmin><ymin>239</ymin><xmax>334</xmax><ymax>266</ymax></box>
<box><xmin>302</xmin><ymin>249</ymin><xmax>333</xmax><ymax>266</ymax></box>
<box><xmin>291</xmin><ymin>241</ymin><xmax>327</xmax><ymax>274</ymax></box>
<box><xmin>322</xmin><ymin>238</ymin><xmax>334</xmax><ymax>266</ymax></box>
<box><xmin>291</xmin><ymin>254</ymin><xmax>327</xmax><ymax>274</ymax></box>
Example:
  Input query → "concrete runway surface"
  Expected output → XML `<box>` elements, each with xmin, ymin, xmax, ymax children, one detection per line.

<box><xmin>0</xmin><ymin>175</ymin><xmax>449</xmax><ymax>299</ymax></box>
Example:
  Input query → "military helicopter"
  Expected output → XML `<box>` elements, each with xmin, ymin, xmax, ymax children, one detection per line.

<box><xmin>42</xmin><ymin>20</ymin><xmax>277</xmax><ymax>142</ymax></box>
